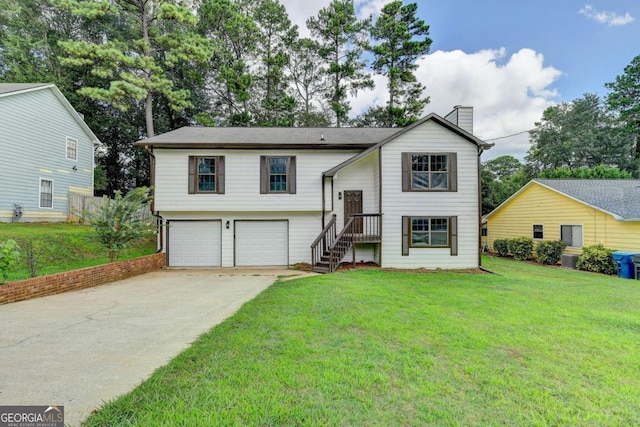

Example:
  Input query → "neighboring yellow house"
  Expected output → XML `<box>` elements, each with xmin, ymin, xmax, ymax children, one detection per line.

<box><xmin>483</xmin><ymin>179</ymin><xmax>640</xmax><ymax>254</ymax></box>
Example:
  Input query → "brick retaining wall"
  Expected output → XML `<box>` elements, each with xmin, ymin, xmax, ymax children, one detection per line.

<box><xmin>0</xmin><ymin>253</ymin><xmax>166</xmax><ymax>305</ymax></box>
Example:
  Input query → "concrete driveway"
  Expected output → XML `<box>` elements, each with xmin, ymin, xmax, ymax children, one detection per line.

<box><xmin>0</xmin><ymin>268</ymin><xmax>310</xmax><ymax>426</ymax></box>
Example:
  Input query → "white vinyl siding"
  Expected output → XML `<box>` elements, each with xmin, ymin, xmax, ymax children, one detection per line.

<box><xmin>154</xmin><ymin>149</ymin><xmax>361</xmax><ymax>212</ymax></box>
<box><xmin>381</xmin><ymin>120</ymin><xmax>480</xmax><ymax>269</ymax></box>
<box><xmin>329</xmin><ymin>150</ymin><xmax>379</xmax><ymax>230</ymax></box>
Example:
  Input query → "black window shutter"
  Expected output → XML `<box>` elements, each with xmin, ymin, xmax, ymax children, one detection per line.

<box><xmin>260</xmin><ymin>156</ymin><xmax>268</xmax><ymax>194</ymax></box>
<box><xmin>288</xmin><ymin>156</ymin><xmax>296</xmax><ymax>194</ymax></box>
<box><xmin>401</xmin><ymin>153</ymin><xmax>410</xmax><ymax>192</ymax></box>
<box><xmin>450</xmin><ymin>216</ymin><xmax>458</xmax><ymax>256</ymax></box>
<box><xmin>402</xmin><ymin>216</ymin><xmax>410</xmax><ymax>256</ymax></box>
<box><xmin>217</xmin><ymin>156</ymin><xmax>225</xmax><ymax>194</ymax></box>
<box><xmin>448</xmin><ymin>152</ymin><xmax>458</xmax><ymax>192</ymax></box>
<box><xmin>188</xmin><ymin>156</ymin><xmax>196</xmax><ymax>194</ymax></box>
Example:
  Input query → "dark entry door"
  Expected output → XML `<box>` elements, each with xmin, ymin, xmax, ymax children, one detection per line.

<box><xmin>344</xmin><ymin>190</ymin><xmax>363</xmax><ymax>233</ymax></box>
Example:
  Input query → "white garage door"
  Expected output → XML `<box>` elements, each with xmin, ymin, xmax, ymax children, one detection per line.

<box><xmin>235</xmin><ymin>220</ymin><xmax>288</xmax><ymax>266</ymax></box>
<box><xmin>169</xmin><ymin>221</ymin><xmax>221</xmax><ymax>267</ymax></box>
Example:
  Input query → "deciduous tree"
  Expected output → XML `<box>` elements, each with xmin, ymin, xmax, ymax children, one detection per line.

<box><xmin>526</xmin><ymin>93</ymin><xmax>634</xmax><ymax>174</ymax></box>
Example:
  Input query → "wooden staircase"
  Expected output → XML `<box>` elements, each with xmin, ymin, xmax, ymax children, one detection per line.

<box><xmin>311</xmin><ymin>214</ymin><xmax>381</xmax><ymax>274</ymax></box>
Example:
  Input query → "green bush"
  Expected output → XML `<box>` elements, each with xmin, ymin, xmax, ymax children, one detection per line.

<box><xmin>16</xmin><ymin>236</ymin><xmax>76</xmax><ymax>278</ymax></box>
<box><xmin>508</xmin><ymin>237</ymin><xmax>534</xmax><ymax>261</ymax></box>
<box><xmin>576</xmin><ymin>244</ymin><xmax>616</xmax><ymax>275</ymax></box>
<box><xmin>493</xmin><ymin>239</ymin><xmax>509</xmax><ymax>257</ymax></box>
<box><xmin>0</xmin><ymin>239</ymin><xmax>20</xmax><ymax>284</ymax></box>
<box><xmin>535</xmin><ymin>240</ymin><xmax>567</xmax><ymax>265</ymax></box>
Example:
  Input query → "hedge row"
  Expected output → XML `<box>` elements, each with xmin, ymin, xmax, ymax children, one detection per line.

<box><xmin>491</xmin><ymin>238</ymin><xmax>615</xmax><ymax>275</ymax></box>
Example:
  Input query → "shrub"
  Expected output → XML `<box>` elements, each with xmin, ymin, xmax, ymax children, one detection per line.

<box><xmin>535</xmin><ymin>240</ymin><xmax>567</xmax><ymax>265</ymax></box>
<box><xmin>87</xmin><ymin>187</ymin><xmax>154</xmax><ymax>262</ymax></box>
<box><xmin>16</xmin><ymin>236</ymin><xmax>74</xmax><ymax>278</ymax></box>
<box><xmin>508</xmin><ymin>237</ymin><xmax>534</xmax><ymax>261</ymax></box>
<box><xmin>493</xmin><ymin>239</ymin><xmax>509</xmax><ymax>257</ymax></box>
<box><xmin>576</xmin><ymin>244</ymin><xmax>616</xmax><ymax>275</ymax></box>
<box><xmin>0</xmin><ymin>239</ymin><xmax>20</xmax><ymax>284</ymax></box>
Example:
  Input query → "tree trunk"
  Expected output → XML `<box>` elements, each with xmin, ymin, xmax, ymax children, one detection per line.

<box><xmin>141</xmin><ymin>0</ymin><xmax>154</xmax><ymax>137</ymax></box>
<box><xmin>145</xmin><ymin>92</ymin><xmax>154</xmax><ymax>137</ymax></box>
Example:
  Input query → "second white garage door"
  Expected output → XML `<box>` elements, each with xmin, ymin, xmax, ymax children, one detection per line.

<box><xmin>168</xmin><ymin>220</ymin><xmax>222</xmax><ymax>267</ymax></box>
<box><xmin>235</xmin><ymin>220</ymin><xmax>288</xmax><ymax>266</ymax></box>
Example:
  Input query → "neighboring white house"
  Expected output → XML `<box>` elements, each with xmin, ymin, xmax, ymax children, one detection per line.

<box><xmin>0</xmin><ymin>83</ymin><xmax>99</xmax><ymax>222</ymax></box>
<box><xmin>138</xmin><ymin>106</ymin><xmax>492</xmax><ymax>272</ymax></box>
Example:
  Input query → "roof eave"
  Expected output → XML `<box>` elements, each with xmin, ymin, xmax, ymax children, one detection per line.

<box><xmin>325</xmin><ymin>113</ymin><xmax>492</xmax><ymax>177</ymax></box>
<box><xmin>484</xmin><ymin>179</ymin><xmax>636</xmax><ymax>222</ymax></box>
<box><xmin>136</xmin><ymin>141</ymin><xmax>376</xmax><ymax>149</ymax></box>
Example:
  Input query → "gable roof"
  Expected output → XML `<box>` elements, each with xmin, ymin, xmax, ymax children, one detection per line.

<box><xmin>323</xmin><ymin>113</ymin><xmax>493</xmax><ymax>176</ymax></box>
<box><xmin>0</xmin><ymin>83</ymin><xmax>51</xmax><ymax>95</ymax></box>
<box><xmin>484</xmin><ymin>179</ymin><xmax>640</xmax><ymax>222</ymax></box>
<box><xmin>0</xmin><ymin>83</ymin><xmax>100</xmax><ymax>146</ymax></box>
<box><xmin>137</xmin><ymin>126</ymin><xmax>399</xmax><ymax>149</ymax></box>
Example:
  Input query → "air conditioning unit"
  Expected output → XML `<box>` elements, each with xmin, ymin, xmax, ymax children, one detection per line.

<box><xmin>13</xmin><ymin>204</ymin><xmax>23</xmax><ymax>219</ymax></box>
<box><xmin>561</xmin><ymin>254</ymin><xmax>579</xmax><ymax>269</ymax></box>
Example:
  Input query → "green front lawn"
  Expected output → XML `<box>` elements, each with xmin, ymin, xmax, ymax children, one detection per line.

<box><xmin>85</xmin><ymin>257</ymin><xmax>640</xmax><ymax>426</ymax></box>
<box><xmin>0</xmin><ymin>222</ymin><xmax>156</xmax><ymax>281</ymax></box>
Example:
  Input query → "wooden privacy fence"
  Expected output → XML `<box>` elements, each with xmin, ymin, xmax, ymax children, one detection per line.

<box><xmin>67</xmin><ymin>192</ymin><xmax>153</xmax><ymax>223</ymax></box>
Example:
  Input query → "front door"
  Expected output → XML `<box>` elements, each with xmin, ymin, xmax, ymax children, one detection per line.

<box><xmin>344</xmin><ymin>190</ymin><xmax>363</xmax><ymax>233</ymax></box>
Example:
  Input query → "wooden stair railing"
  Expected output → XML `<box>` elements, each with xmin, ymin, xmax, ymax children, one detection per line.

<box><xmin>311</xmin><ymin>215</ymin><xmax>337</xmax><ymax>271</ymax></box>
<box><xmin>311</xmin><ymin>214</ymin><xmax>382</xmax><ymax>273</ymax></box>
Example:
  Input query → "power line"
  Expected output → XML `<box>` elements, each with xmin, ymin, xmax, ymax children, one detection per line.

<box><xmin>483</xmin><ymin>128</ymin><xmax>535</xmax><ymax>142</ymax></box>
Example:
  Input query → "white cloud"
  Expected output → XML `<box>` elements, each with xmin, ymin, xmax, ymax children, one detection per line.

<box><xmin>349</xmin><ymin>48</ymin><xmax>562</xmax><ymax>160</ymax></box>
<box><xmin>354</xmin><ymin>0</ymin><xmax>387</xmax><ymax>20</ymax></box>
<box><xmin>281</xmin><ymin>0</ymin><xmax>563</xmax><ymax>160</ymax></box>
<box><xmin>579</xmin><ymin>4</ymin><xmax>634</xmax><ymax>26</ymax></box>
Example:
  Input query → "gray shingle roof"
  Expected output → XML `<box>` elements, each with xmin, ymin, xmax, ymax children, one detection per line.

<box><xmin>137</xmin><ymin>126</ymin><xmax>400</xmax><ymax>148</ymax></box>
<box><xmin>0</xmin><ymin>83</ymin><xmax>52</xmax><ymax>95</ymax></box>
<box><xmin>536</xmin><ymin>179</ymin><xmax>640</xmax><ymax>220</ymax></box>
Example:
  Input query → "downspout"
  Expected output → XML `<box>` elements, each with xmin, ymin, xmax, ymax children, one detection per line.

<box><xmin>321</xmin><ymin>173</ymin><xmax>326</xmax><ymax>229</ymax></box>
<box><xmin>144</xmin><ymin>145</ymin><xmax>163</xmax><ymax>254</ymax></box>
<box><xmin>378</xmin><ymin>147</ymin><xmax>383</xmax><ymax>267</ymax></box>
<box><xmin>477</xmin><ymin>147</ymin><xmax>483</xmax><ymax>267</ymax></box>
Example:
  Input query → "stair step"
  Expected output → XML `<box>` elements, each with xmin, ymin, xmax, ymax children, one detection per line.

<box><xmin>313</xmin><ymin>265</ymin><xmax>330</xmax><ymax>274</ymax></box>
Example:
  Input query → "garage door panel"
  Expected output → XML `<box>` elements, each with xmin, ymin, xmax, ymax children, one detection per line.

<box><xmin>169</xmin><ymin>221</ymin><xmax>221</xmax><ymax>267</ymax></box>
<box><xmin>235</xmin><ymin>221</ymin><xmax>288</xmax><ymax>266</ymax></box>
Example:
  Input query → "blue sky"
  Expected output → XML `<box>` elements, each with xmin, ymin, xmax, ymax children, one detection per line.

<box><xmin>282</xmin><ymin>0</ymin><xmax>640</xmax><ymax>160</ymax></box>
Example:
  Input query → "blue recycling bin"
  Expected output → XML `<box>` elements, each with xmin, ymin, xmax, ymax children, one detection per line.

<box><xmin>612</xmin><ymin>252</ymin><xmax>636</xmax><ymax>279</ymax></box>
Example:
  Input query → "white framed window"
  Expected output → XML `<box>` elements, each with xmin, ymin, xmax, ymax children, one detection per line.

<box><xmin>560</xmin><ymin>224</ymin><xmax>583</xmax><ymax>248</ymax></box>
<box><xmin>402</xmin><ymin>216</ymin><xmax>458</xmax><ymax>256</ymax></box>
<box><xmin>260</xmin><ymin>156</ymin><xmax>297</xmax><ymax>194</ymax></box>
<box><xmin>188</xmin><ymin>156</ymin><xmax>225</xmax><ymax>194</ymax></box>
<box><xmin>533</xmin><ymin>224</ymin><xmax>544</xmax><ymax>239</ymax></box>
<box><xmin>402</xmin><ymin>152</ymin><xmax>457</xmax><ymax>192</ymax></box>
<box><xmin>39</xmin><ymin>178</ymin><xmax>54</xmax><ymax>208</ymax></box>
<box><xmin>66</xmin><ymin>137</ymin><xmax>78</xmax><ymax>160</ymax></box>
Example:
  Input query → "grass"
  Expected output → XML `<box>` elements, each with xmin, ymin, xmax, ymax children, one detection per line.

<box><xmin>0</xmin><ymin>222</ymin><xmax>156</xmax><ymax>281</ymax></box>
<box><xmin>83</xmin><ymin>256</ymin><xmax>640</xmax><ymax>426</ymax></box>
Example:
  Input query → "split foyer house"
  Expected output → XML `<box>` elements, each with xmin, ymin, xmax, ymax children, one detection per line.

<box><xmin>0</xmin><ymin>83</ymin><xmax>98</xmax><ymax>222</ymax></box>
<box><xmin>484</xmin><ymin>179</ymin><xmax>640</xmax><ymax>254</ymax></box>
<box><xmin>139</xmin><ymin>106</ymin><xmax>493</xmax><ymax>272</ymax></box>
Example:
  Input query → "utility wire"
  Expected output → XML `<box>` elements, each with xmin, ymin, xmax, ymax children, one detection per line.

<box><xmin>483</xmin><ymin>128</ymin><xmax>535</xmax><ymax>142</ymax></box>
